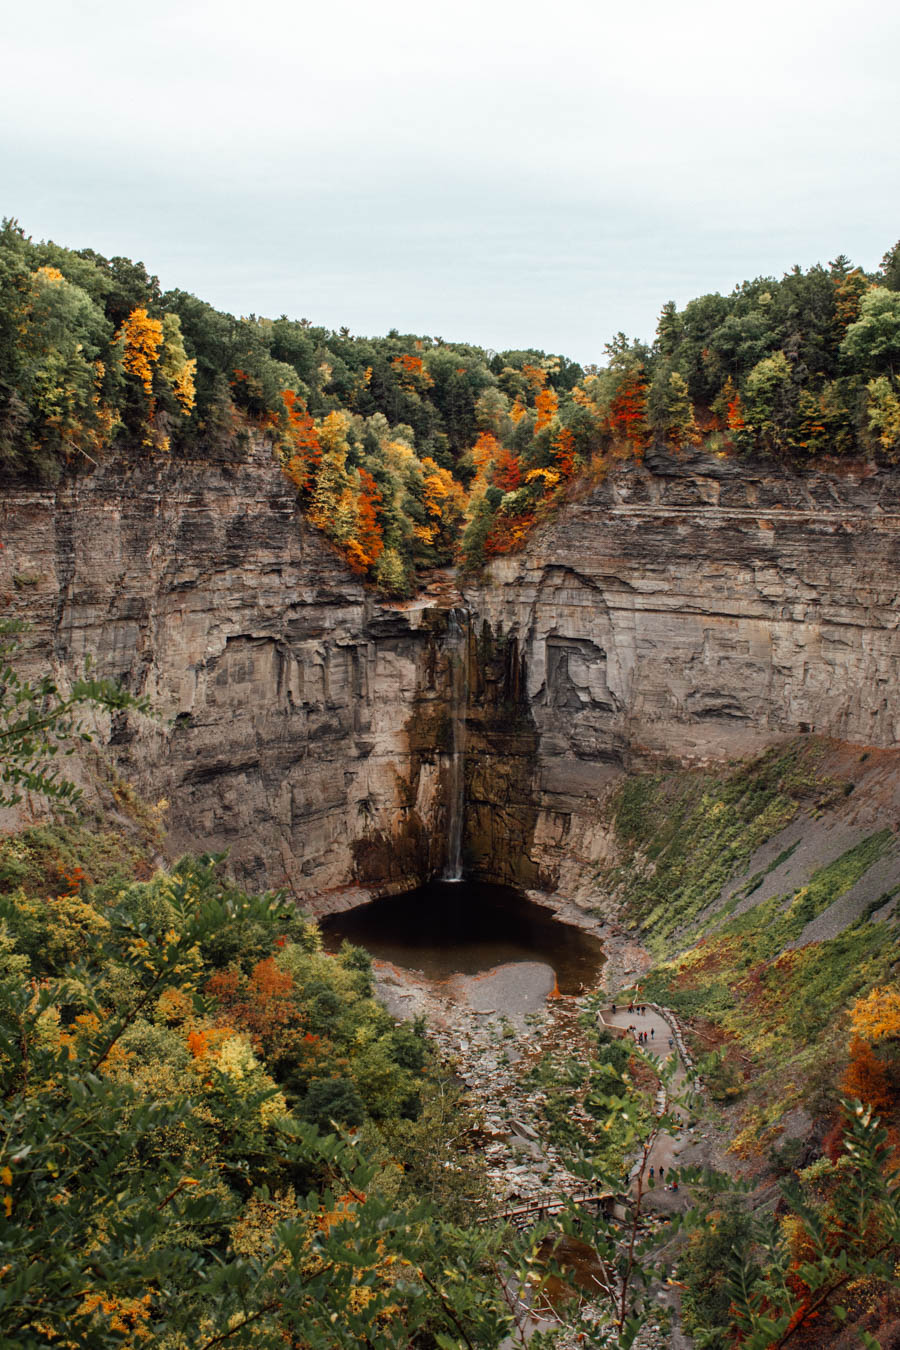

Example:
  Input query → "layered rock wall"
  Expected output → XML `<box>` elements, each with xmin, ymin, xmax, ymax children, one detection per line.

<box><xmin>0</xmin><ymin>442</ymin><xmax>459</xmax><ymax>899</ymax></box>
<box><xmin>3</xmin><ymin>445</ymin><xmax>899</xmax><ymax>902</ymax></box>
<box><xmin>462</xmin><ymin>452</ymin><xmax>900</xmax><ymax>891</ymax></box>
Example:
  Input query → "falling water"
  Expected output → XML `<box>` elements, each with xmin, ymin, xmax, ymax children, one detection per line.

<box><xmin>442</xmin><ymin>607</ymin><xmax>469</xmax><ymax>881</ymax></box>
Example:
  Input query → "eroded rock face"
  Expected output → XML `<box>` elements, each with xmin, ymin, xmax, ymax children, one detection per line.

<box><xmin>462</xmin><ymin>451</ymin><xmax>900</xmax><ymax>892</ymax></box>
<box><xmin>3</xmin><ymin>445</ymin><xmax>900</xmax><ymax>902</ymax></box>
<box><xmin>0</xmin><ymin>442</ymin><xmax>460</xmax><ymax>900</ymax></box>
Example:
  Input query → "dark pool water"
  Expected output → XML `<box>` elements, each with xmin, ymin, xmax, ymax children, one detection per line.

<box><xmin>319</xmin><ymin>880</ymin><xmax>605</xmax><ymax>994</ymax></box>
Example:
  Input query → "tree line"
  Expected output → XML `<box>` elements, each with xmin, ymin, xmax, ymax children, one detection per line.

<box><xmin>2</xmin><ymin>219</ymin><xmax>899</xmax><ymax>591</ymax></box>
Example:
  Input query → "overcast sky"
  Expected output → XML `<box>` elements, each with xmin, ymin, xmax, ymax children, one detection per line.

<box><xmin>4</xmin><ymin>0</ymin><xmax>898</xmax><ymax>364</ymax></box>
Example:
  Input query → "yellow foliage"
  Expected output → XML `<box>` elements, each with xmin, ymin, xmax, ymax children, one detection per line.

<box><xmin>510</xmin><ymin>398</ymin><xmax>526</xmax><ymax>424</ymax></box>
<box><xmin>119</xmin><ymin>308</ymin><xmax>164</xmax><ymax>397</ymax></box>
<box><xmin>214</xmin><ymin>1033</ymin><xmax>287</xmax><ymax>1125</ymax></box>
<box><xmin>35</xmin><ymin>265</ymin><xmax>65</xmax><ymax>284</ymax></box>
<box><xmin>155</xmin><ymin>986</ymin><xmax>194</xmax><ymax>1025</ymax></box>
<box><xmin>524</xmin><ymin>467</ymin><xmax>561</xmax><ymax>489</ymax></box>
<box><xmin>849</xmin><ymin>986</ymin><xmax>900</xmax><ymax>1042</ymax></box>
<box><xmin>172</xmin><ymin>363</ymin><xmax>196</xmax><ymax>414</ymax></box>
<box><xmin>318</xmin><ymin>409</ymin><xmax>351</xmax><ymax>453</ymax></box>
<box><xmin>77</xmin><ymin>1291</ymin><xmax>153</xmax><ymax>1342</ymax></box>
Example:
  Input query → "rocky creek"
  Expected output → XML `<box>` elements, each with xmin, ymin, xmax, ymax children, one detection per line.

<box><xmin>321</xmin><ymin>880</ymin><xmax>610</xmax><ymax>1212</ymax></box>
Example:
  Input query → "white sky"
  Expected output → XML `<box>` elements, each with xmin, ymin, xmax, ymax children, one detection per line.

<box><xmin>3</xmin><ymin>0</ymin><xmax>899</xmax><ymax>363</ymax></box>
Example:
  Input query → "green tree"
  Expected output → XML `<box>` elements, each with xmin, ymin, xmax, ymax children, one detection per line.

<box><xmin>742</xmin><ymin>350</ymin><xmax>795</xmax><ymax>452</ymax></box>
<box><xmin>841</xmin><ymin>286</ymin><xmax>900</xmax><ymax>381</ymax></box>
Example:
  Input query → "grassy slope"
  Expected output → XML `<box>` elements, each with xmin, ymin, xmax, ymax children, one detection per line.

<box><xmin>598</xmin><ymin>738</ymin><xmax>900</xmax><ymax>1155</ymax></box>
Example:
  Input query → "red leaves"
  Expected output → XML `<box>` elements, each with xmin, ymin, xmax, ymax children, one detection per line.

<box><xmin>281</xmin><ymin>390</ymin><xmax>322</xmax><ymax>492</ymax></box>
<box><xmin>841</xmin><ymin>1037</ymin><xmax>895</xmax><ymax>1115</ymax></box>
<box><xmin>609</xmin><ymin>371</ymin><xmax>649</xmax><ymax>451</ymax></box>
<box><xmin>491</xmin><ymin>446</ymin><xmax>521</xmax><ymax>492</ymax></box>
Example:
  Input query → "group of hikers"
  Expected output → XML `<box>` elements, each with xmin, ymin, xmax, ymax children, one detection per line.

<box><xmin>609</xmin><ymin>998</ymin><xmax>682</xmax><ymax>1196</ymax></box>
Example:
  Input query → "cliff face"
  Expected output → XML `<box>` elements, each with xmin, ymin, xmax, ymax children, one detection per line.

<box><xmin>0</xmin><ymin>442</ymin><xmax>460</xmax><ymax>901</ymax></box>
<box><xmin>461</xmin><ymin>451</ymin><xmax>900</xmax><ymax>892</ymax></box>
<box><xmin>3</xmin><ymin>445</ymin><xmax>900</xmax><ymax>904</ymax></box>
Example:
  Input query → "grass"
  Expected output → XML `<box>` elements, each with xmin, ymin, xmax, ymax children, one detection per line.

<box><xmin>601</xmin><ymin>741</ymin><xmax>839</xmax><ymax>953</ymax></box>
<box><xmin>605</xmin><ymin>742</ymin><xmax>899</xmax><ymax>1141</ymax></box>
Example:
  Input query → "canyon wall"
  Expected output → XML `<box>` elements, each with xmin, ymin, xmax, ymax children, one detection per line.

<box><xmin>0</xmin><ymin>441</ymin><xmax>459</xmax><ymax>902</ymax></box>
<box><xmin>461</xmin><ymin>451</ymin><xmax>900</xmax><ymax>892</ymax></box>
<box><xmin>3</xmin><ymin>444</ymin><xmax>900</xmax><ymax>903</ymax></box>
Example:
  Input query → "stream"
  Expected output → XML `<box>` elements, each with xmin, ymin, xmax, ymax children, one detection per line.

<box><xmin>321</xmin><ymin>881</ymin><xmax>689</xmax><ymax>1346</ymax></box>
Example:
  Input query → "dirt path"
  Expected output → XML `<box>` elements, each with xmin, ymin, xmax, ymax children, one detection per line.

<box><xmin>599</xmin><ymin>1004</ymin><xmax>694</xmax><ymax>1210</ymax></box>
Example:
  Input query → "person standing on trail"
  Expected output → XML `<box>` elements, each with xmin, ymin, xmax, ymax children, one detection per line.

<box><xmin>649</xmin><ymin>1167</ymin><xmax>655</xmax><ymax>1182</ymax></box>
<box><xmin>658</xmin><ymin>1165</ymin><xmax>665</xmax><ymax>1181</ymax></box>
<box><xmin>651</xmin><ymin>1027</ymin><xmax>654</xmax><ymax>1040</ymax></box>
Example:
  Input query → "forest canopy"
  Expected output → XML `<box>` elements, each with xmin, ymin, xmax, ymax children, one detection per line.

<box><xmin>2</xmin><ymin>219</ymin><xmax>899</xmax><ymax>591</ymax></box>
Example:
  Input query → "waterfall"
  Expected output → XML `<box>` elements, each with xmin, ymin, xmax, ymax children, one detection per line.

<box><xmin>442</xmin><ymin>607</ymin><xmax>469</xmax><ymax>882</ymax></box>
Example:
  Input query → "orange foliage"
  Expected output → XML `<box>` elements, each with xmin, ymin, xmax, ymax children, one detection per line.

<box><xmin>509</xmin><ymin>398</ymin><xmax>526</xmax><ymax>424</ymax></box>
<box><xmin>350</xmin><ymin>467</ymin><xmax>384</xmax><ymax>572</ymax></box>
<box><xmin>472</xmin><ymin>431</ymin><xmax>499</xmax><ymax>473</ymax></box>
<box><xmin>520</xmin><ymin>363</ymin><xmax>547</xmax><ymax>393</ymax></box>
<box><xmin>119</xmin><ymin>307</ymin><xmax>163</xmax><ymax>398</ymax></box>
<box><xmin>484</xmin><ymin>511</ymin><xmax>536</xmax><ymax>557</ymax></box>
<box><xmin>534</xmin><ymin>387</ymin><xmax>559</xmax><ymax>431</ymax></box>
<box><xmin>186</xmin><ymin>1025</ymin><xmax>238</xmax><ymax>1060</ymax></box>
<box><xmin>206</xmin><ymin>959</ymin><xmax>307</xmax><ymax>1063</ymax></box>
<box><xmin>281</xmin><ymin>390</ymin><xmax>322</xmax><ymax>492</ymax></box>
<box><xmin>391</xmin><ymin>353</ymin><xmax>433</xmax><ymax>388</ymax></box>
<box><xmin>713</xmin><ymin>378</ymin><xmax>745</xmax><ymax>436</ymax></box>
<box><xmin>552</xmin><ymin>426</ymin><xmax>576</xmax><ymax>478</ymax></box>
<box><xmin>609</xmin><ymin>371</ymin><xmax>649</xmax><ymax>451</ymax></box>
<box><xmin>841</xmin><ymin>1037</ymin><xmax>895</xmax><ymax>1115</ymax></box>
<box><xmin>491</xmin><ymin>446</ymin><xmax>521</xmax><ymax>492</ymax></box>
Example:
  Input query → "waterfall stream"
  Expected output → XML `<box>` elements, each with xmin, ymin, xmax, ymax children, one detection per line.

<box><xmin>442</xmin><ymin>608</ymin><xmax>469</xmax><ymax>881</ymax></box>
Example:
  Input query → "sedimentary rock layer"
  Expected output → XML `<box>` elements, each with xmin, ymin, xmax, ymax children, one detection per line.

<box><xmin>3</xmin><ymin>445</ymin><xmax>899</xmax><ymax>900</ymax></box>
<box><xmin>0</xmin><ymin>442</ymin><xmax>457</xmax><ymax>898</ymax></box>
<box><xmin>462</xmin><ymin>451</ymin><xmax>900</xmax><ymax>890</ymax></box>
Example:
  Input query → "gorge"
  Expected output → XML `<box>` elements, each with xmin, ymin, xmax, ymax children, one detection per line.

<box><xmin>3</xmin><ymin>440</ymin><xmax>900</xmax><ymax>916</ymax></box>
<box><xmin>4</xmin><ymin>435</ymin><xmax>900</xmax><ymax>1350</ymax></box>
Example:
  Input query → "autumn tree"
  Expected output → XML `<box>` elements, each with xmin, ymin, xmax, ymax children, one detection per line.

<box><xmin>609</xmin><ymin>368</ymin><xmax>649</xmax><ymax>452</ymax></box>
<box><xmin>534</xmin><ymin>385</ymin><xmax>559</xmax><ymax>431</ymax></box>
<box><xmin>118</xmin><ymin>306</ymin><xmax>163</xmax><ymax>398</ymax></box>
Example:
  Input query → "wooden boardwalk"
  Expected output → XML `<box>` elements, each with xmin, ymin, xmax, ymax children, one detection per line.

<box><xmin>479</xmin><ymin>1191</ymin><xmax>618</xmax><ymax>1231</ymax></box>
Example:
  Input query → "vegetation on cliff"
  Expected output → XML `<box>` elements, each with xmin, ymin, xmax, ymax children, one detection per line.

<box><xmin>2</xmin><ymin>219</ymin><xmax>900</xmax><ymax>592</ymax></box>
<box><xmin>0</xmin><ymin>819</ymin><xmax>523</xmax><ymax>1347</ymax></box>
<box><xmin>0</xmin><ymin>671</ymin><xmax>898</xmax><ymax>1344</ymax></box>
<box><xmin>606</xmin><ymin>742</ymin><xmax>900</xmax><ymax>1347</ymax></box>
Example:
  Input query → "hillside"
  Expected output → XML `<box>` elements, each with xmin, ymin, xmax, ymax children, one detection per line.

<box><xmin>2</xmin><ymin>222</ymin><xmax>900</xmax><ymax>1347</ymax></box>
<box><xmin>2</xmin><ymin>219</ymin><xmax>900</xmax><ymax>596</ymax></box>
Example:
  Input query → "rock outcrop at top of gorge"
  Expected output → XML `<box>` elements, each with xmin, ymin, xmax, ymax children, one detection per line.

<box><xmin>2</xmin><ymin>442</ymin><xmax>900</xmax><ymax>903</ymax></box>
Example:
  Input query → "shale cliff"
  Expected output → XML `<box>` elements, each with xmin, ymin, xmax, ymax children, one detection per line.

<box><xmin>461</xmin><ymin>450</ymin><xmax>900</xmax><ymax>891</ymax></box>
<box><xmin>2</xmin><ymin>445</ymin><xmax>899</xmax><ymax>903</ymax></box>
<box><xmin>0</xmin><ymin>441</ymin><xmax>459</xmax><ymax>901</ymax></box>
